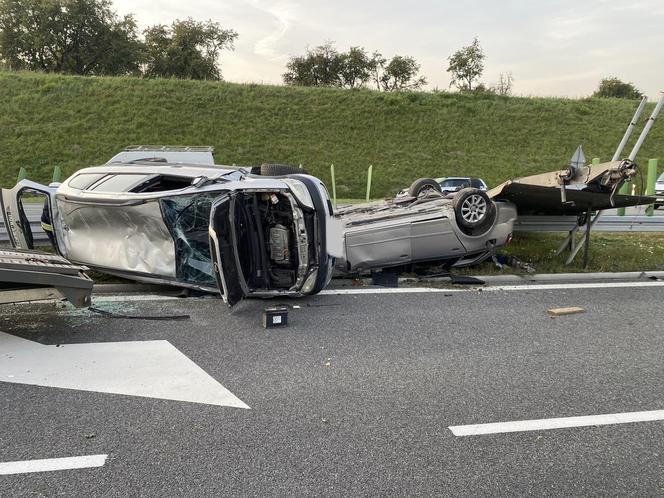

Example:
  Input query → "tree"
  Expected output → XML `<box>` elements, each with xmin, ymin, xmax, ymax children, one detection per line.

<box><xmin>283</xmin><ymin>42</ymin><xmax>345</xmax><ymax>87</ymax></box>
<box><xmin>0</xmin><ymin>0</ymin><xmax>143</xmax><ymax>75</ymax></box>
<box><xmin>447</xmin><ymin>37</ymin><xmax>485</xmax><ymax>91</ymax></box>
<box><xmin>592</xmin><ymin>77</ymin><xmax>643</xmax><ymax>99</ymax></box>
<box><xmin>490</xmin><ymin>72</ymin><xmax>514</xmax><ymax>96</ymax></box>
<box><xmin>142</xmin><ymin>18</ymin><xmax>237</xmax><ymax>80</ymax></box>
<box><xmin>375</xmin><ymin>55</ymin><xmax>427</xmax><ymax>91</ymax></box>
<box><xmin>283</xmin><ymin>42</ymin><xmax>426</xmax><ymax>91</ymax></box>
<box><xmin>338</xmin><ymin>46</ymin><xmax>376</xmax><ymax>89</ymax></box>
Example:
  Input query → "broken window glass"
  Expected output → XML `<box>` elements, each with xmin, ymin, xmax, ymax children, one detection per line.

<box><xmin>160</xmin><ymin>193</ymin><xmax>225</xmax><ymax>286</ymax></box>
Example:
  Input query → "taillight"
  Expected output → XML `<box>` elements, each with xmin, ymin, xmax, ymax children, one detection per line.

<box><xmin>506</xmin><ymin>233</ymin><xmax>513</xmax><ymax>245</ymax></box>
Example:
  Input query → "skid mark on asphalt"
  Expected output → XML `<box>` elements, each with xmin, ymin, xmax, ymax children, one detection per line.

<box><xmin>450</xmin><ymin>409</ymin><xmax>664</xmax><ymax>436</ymax></box>
<box><xmin>0</xmin><ymin>332</ymin><xmax>249</xmax><ymax>408</ymax></box>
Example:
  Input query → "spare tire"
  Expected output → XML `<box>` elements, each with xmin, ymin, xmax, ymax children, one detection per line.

<box><xmin>260</xmin><ymin>163</ymin><xmax>308</xmax><ymax>176</ymax></box>
<box><xmin>408</xmin><ymin>178</ymin><xmax>442</xmax><ymax>197</ymax></box>
<box><xmin>452</xmin><ymin>188</ymin><xmax>497</xmax><ymax>234</ymax></box>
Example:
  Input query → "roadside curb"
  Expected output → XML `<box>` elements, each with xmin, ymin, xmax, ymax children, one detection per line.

<box><xmin>397</xmin><ymin>270</ymin><xmax>664</xmax><ymax>286</ymax></box>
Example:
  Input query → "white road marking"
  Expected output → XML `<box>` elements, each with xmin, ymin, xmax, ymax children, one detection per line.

<box><xmin>449</xmin><ymin>409</ymin><xmax>664</xmax><ymax>436</ymax></box>
<box><xmin>0</xmin><ymin>454</ymin><xmax>107</xmax><ymax>475</ymax></box>
<box><xmin>483</xmin><ymin>281</ymin><xmax>664</xmax><ymax>292</ymax></box>
<box><xmin>0</xmin><ymin>332</ymin><xmax>249</xmax><ymax>409</ymax></box>
<box><xmin>320</xmin><ymin>287</ymin><xmax>465</xmax><ymax>295</ymax></box>
<box><xmin>321</xmin><ymin>280</ymin><xmax>664</xmax><ymax>295</ymax></box>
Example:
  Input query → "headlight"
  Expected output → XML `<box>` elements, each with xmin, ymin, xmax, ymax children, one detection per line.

<box><xmin>301</xmin><ymin>269</ymin><xmax>319</xmax><ymax>294</ymax></box>
<box><xmin>283</xmin><ymin>179</ymin><xmax>314</xmax><ymax>209</ymax></box>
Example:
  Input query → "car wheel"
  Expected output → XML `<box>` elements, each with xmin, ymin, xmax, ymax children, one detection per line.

<box><xmin>408</xmin><ymin>178</ymin><xmax>442</xmax><ymax>198</ymax></box>
<box><xmin>453</xmin><ymin>188</ymin><xmax>497</xmax><ymax>234</ymax></box>
<box><xmin>259</xmin><ymin>163</ymin><xmax>309</xmax><ymax>176</ymax></box>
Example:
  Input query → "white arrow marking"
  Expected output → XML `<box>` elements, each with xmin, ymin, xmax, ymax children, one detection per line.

<box><xmin>0</xmin><ymin>332</ymin><xmax>249</xmax><ymax>409</ymax></box>
<box><xmin>0</xmin><ymin>454</ymin><xmax>108</xmax><ymax>475</ymax></box>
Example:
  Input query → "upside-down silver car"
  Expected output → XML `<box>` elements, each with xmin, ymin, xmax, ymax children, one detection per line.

<box><xmin>1</xmin><ymin>146</ymin><xmax>517</xmax><ymax>305</ymax></box>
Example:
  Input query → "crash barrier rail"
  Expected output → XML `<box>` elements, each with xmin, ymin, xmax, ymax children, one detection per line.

<box><xmin>514</xmin><ymin>215</ymin><xmax>664</xmax><ymax>232</ymax></box>
<box><xmin>0</xmin><ymin>220</ymin><xmax>45</xmax><ymax>242</ymax></box>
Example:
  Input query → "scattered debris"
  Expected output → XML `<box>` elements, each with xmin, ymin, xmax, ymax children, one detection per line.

<box><xmin>547</xmin><ymin>306</ymin><xmax>586</xmax><ymax>317</ymax></box>
<box><xmin>89</xmin><ymin>307</ymin><xmax>190</xmax><ymax>321</ymax></box>
<box><xmin>450</xmin><ymin>275</ymin><xmax>485</xmax><ymax>285</ymax></box>
<box><xmin>493</xmin><ymin>253</ymin><xmax>536</xmax><ymax>273</ymax></box>
<box><xmin>371</xmin><ymin>270</ymin><xmax>399</xmax><ymax>288</ymax></box>
<box><xmin>262</xmin><ymin>305</ymin><xmax>289</xmax><ymax>328</ymax></box>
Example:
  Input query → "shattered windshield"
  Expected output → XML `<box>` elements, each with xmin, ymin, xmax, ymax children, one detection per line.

<box><xmin>160</xmin><ymin>193</ymin><xmax>225</xmax><ymax>286</ymax></box>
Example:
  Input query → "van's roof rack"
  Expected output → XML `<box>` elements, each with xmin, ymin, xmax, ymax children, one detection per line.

<box><xmin>107</xmin><ymin>145</ymin><xmax>216</xmax><ymax>165</ymax></box>
<box><xmin>122</xmin><ymin>145</ymin><xmax>215</xmax><ymax>153</ymax></box>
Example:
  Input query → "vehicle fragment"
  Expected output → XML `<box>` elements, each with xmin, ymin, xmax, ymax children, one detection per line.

<box><xmin>490</xmin><ymin>93</ymin><xmax>663</xmax><ymax>267</ymax></box>
<box><xmin>490</xmin><ymin>93</ymin><xmax>663</xmax><ymax>216</ymax></box>
<box><xmin>262</xmin><ymin>305</ymin><xmax>289</xmax><ymax>328</ymax></box>
<box><xmin>0</xmin><ymin>248</ymin><xmax>92</xmax><ymax>307</ymax></box>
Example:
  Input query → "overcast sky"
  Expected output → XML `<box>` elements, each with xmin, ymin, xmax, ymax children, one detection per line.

<box><xmin>113</xmin><ymin>0</ymin><xmax>664</xmax><ymax>99</ymax></box>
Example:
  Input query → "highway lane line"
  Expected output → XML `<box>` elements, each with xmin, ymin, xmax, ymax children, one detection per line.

<box><xmin>449</xmin><ymin>409</ymin><xmax>664</xmax><ymax>436</ymax></box>
<box><xmin>0</xmin><ymin>454</ymin><xmax>108</xmax><ymax>475</ymax></box>
<box><xmin>320</xmin><ymin>287</ymin><xmax>465</xmax><ymax>295</ymax></box>
<box><xmin>8</xmin><ymin>280</ymin><xmax>664</xmax><ymax>305</ymax></box>
<box><xmin>321</xmin><ymin>280</ymin><xmax>664</xmax><ymax>295</ymax></box>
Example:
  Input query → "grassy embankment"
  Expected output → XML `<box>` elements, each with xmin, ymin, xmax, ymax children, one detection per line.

<box><xmin>1</xmin><ymin>70</ymin><xmax>663</xmax><ymax>197</ymax></box>
<box><xmin>2</xmin><ymin>70</ymin><xmax>663</xmax><ymax>273</ymax></box>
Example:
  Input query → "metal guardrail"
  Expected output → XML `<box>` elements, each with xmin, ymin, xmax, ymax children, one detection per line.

<box><xmin>0</xmin><ymin>220</ymin><xmax>46</xmax><ymax>242</ymax></box>
<box><xmin>515</xmin><ymin>215</ymin><xmax>664</xmax><ymax>232</ymax></box>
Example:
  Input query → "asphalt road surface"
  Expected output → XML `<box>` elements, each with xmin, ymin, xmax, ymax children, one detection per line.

<box><xmin>2</xmin><ymin>283</ymin><xmax>664</xmax><ymax>496</ymax></box>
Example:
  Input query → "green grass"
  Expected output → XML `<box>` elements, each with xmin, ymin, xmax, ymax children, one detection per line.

<box><xmin>1</xmin><ymin>71</ymin><xmax>662</xmax><ymax>198</ymax></box>
<box><xmin>457</xmin><ymin>232</ymin><xmax>664</xmax><ymax>275</ymax></box>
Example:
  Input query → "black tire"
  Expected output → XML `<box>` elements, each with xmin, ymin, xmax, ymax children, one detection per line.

<box><xmin>452</xmin><ymin>188</ymin><xmax>497</xmax><ymax>234</ymax></box>
<box><xmin>259</xmin><ymin>163</ymin><xmax>308</xmax><ymax>176</ymax></box>
<box><xmin>408</xmin><ymin>178</ymin><xmax>442</xmax><ymax>197</ymax></box>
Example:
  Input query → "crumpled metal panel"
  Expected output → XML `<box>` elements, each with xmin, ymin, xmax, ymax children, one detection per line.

<box><xmin>58</xmin><ymin>199</ymin><xmax>175</xmax><ymax>277</ymax></box>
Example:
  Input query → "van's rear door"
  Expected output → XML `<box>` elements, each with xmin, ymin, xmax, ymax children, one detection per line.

<box><xmin>209</xmin><ymin>193</ymin><xmax>245</xmax><ymax>306</ymax></box>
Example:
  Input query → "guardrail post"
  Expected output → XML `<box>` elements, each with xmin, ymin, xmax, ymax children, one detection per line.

<box><xmin>617</xmin><ymin>182</ymin><xmax>630</xmax><ymax>216</ymax></box>
<box><xmin>330</xmin><ymin>164</ymin><xmax>337</xmax><ymax>208</ymax></box>
<box><xmin>16</xmin><ymin>167</ymin><xmax>27</xmax><ymax>182</ymax></box>
<box><xmin>645</xmin><ymin>158</ymin><xmax>658</xmax><ymax>216</ymax></box>
<box><xmin>52</xmin><ymin>166</ymin><xmax>62</xmax><ymax>183</ymax></box>
<box><xmin>365</xmin><ymin>164</ymin><xmax>373</xmax><ymax>201</ymax></box>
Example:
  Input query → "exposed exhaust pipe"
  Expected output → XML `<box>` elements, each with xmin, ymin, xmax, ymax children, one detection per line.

<box><xmin>612</xmin><ymin>96</ymin><xmax>647</xmax><ymax>161</ymax></box>
<box><xmin>628</xmin><ymin>92</ymin><xmax>664</xmax><ymax>161</ymax></box>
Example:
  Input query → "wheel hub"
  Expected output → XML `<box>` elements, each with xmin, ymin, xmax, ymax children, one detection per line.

<box><xmin>460</xmin><ymin>195</ymin><xmax>487</xmax><ymax>223</ymax></box>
